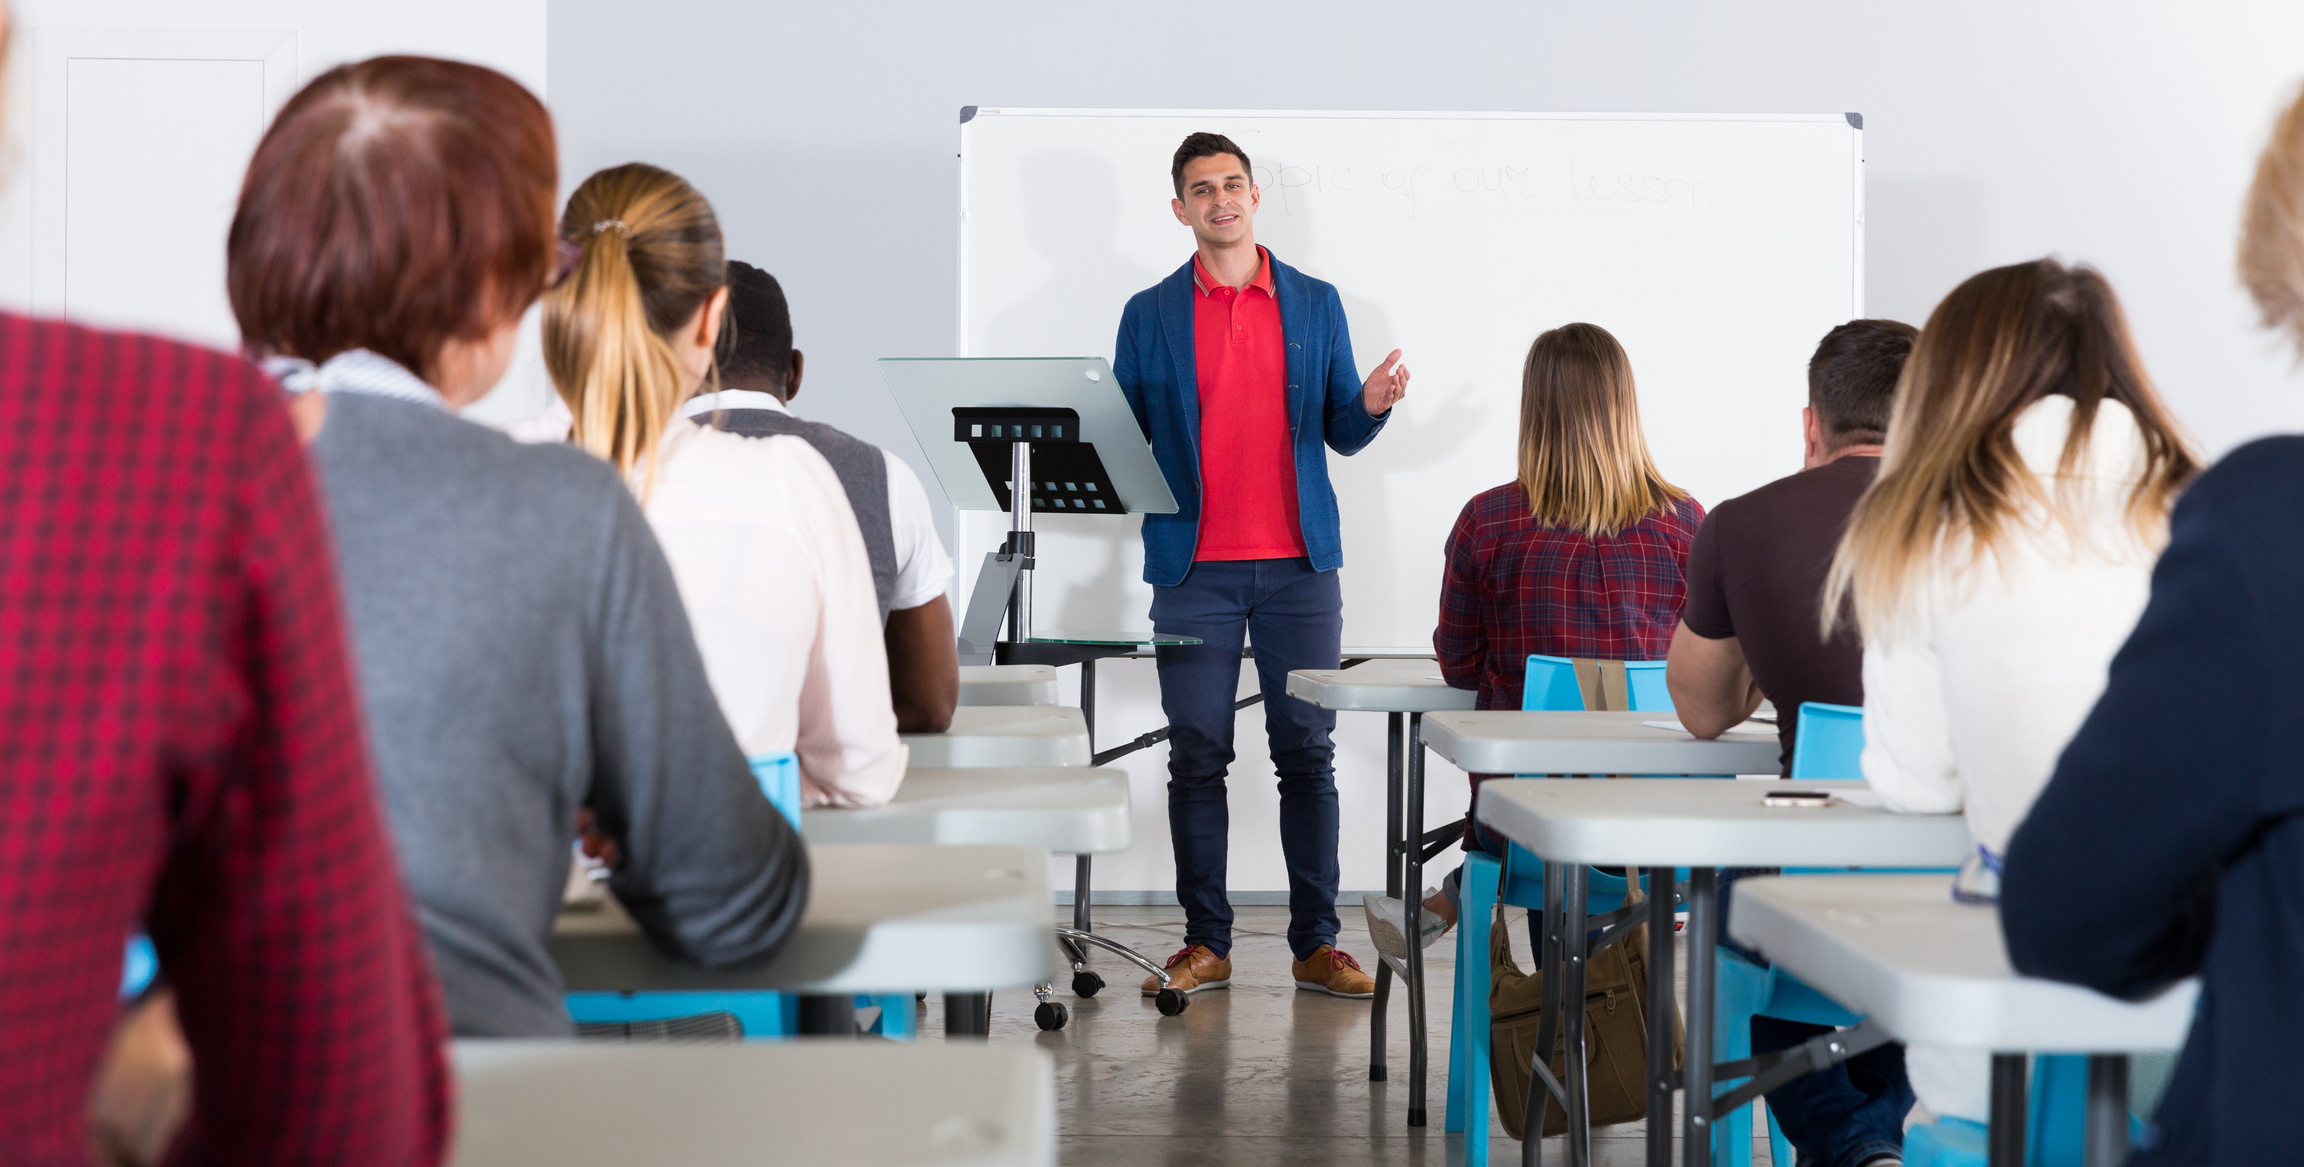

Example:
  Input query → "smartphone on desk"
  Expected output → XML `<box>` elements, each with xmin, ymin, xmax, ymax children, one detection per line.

<box><xmin>1760</xmin><ymin>790</ymin><xmax>1834</xmax><ymax>808</ymax></box>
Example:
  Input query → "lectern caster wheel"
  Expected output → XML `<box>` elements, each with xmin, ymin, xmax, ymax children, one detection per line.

<box><xmin>1155</xmin><ymin>988</ymin><xmax>1189</xmax><ymax>1016</ymax></box>
<box><xmin>1034</xmin><ymin>1002</ymin><xmax>1070</xmax><ymax>1031</ymax></box>
<box><xmin>1072</xmin><ymin>970</ymin><xmax>1105</xmax><ymax>998</ymax></box>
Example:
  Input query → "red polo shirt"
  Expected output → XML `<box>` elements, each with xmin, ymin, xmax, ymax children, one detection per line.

<box><xmin>1192</xmin><ymin>247</ymin><xmax>1307</xmax><ymax>561</ymax></box>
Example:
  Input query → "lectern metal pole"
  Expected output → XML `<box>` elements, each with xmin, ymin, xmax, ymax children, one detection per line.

<box><xmin>1007</xmin><ymin>439</ymin><xmax>1034</xmax><ymax>641</ymax></box>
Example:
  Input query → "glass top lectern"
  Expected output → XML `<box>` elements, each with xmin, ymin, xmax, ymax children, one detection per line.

<box><xmin>879</xmin><ymin>357</ymin><xmax>1198</xmax><ymax>668</ymax></box>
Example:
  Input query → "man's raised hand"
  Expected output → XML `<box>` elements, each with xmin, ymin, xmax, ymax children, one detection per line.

<box><xmin>1362</xmin><ymin>349</ymin><xmax>1409</xmax><ymax>417</ymax></box>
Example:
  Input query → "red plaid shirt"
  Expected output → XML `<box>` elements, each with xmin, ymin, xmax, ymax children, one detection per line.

<box><xmin>1435</xmin><ymin>482</ymin><xmax>1705</xmax><ymax>711</ymax></box>
<box><xmin>0</xmin><ymin>315</ymin><xmax>450</xmax><ymax>1165</ymax></box>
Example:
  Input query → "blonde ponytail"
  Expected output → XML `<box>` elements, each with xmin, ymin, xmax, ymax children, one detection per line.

<box><xmin>544</xmin><ymin>164</ymin><xmax>727</xmax><ymax>500</ymax></box>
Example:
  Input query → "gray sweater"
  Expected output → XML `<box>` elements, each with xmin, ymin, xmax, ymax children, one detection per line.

<box><xmin>311</xmin><ymin>393</ymin><xmax>808</xmax><ymax>1036</ymax></box>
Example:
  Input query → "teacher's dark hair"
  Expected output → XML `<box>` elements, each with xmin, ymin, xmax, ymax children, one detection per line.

<box><xmin>1172</xmin><ymin>132</ymin><xmax>1252</xmax><ymax>197</ymax></box>
<box><xmin>228</xmin><ymin>56</ymin><xmax>557</xmax><ymax>384</ymax></box>
<box><xmin>1807</xmin><ymin>318</ymin><xmax>1917</xmax><ymax>447</ymax></box>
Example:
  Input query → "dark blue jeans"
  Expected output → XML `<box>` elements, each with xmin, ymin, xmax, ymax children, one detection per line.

<box><xmin>1151</xmin><ymin>558</ymin><xmax>1342</xmax><ymax>961</ymax></box>
<box><xmin>1753</xmin><ymin>1015</ymin><xmax>1912</xmax><ymax>1167</ymax></box>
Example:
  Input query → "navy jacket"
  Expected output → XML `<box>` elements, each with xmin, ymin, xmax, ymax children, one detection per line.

<box><xmin>1112</xmin><ymin>251</ymin><xmax>1388</xmax><ymax>587</ymax></box>
<box><xmin>2002</xmin><ymin>438</ymin><xmax>2304</xmax><ymax>1165</ymax></box>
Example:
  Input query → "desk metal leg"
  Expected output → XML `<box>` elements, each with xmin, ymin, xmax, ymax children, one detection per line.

<box><xmin>1528</xmin><ymin>856</ymin><xmax>1567</xmax><ymax>1167</ymax></box>
<box><xmin>1074</xmin><ymin>855</ymin><xmax>1094</xmax><ymax>934</ymax></box>
<box><xmin>1682</xmin><ymin>868</ymin><xmax>1718</xmax><ymax>1167</ymax></box>
<box><xmin>1643</xmin><ymin>866</ymin><xmax>1675</xmax><ymax>1167</ymax></box>
<box><xmin>1562</xmin><ymin>862</ymin><xmax>1592</xmax><ymax>1167</ymax></box>
<box><xmin>797</xmin><ymin>995</ymin><xmax>856</xmax><ymax>1036</ymax></box>
<box><xmin>1081</xmin><ymin>658</ymin><xmax>1097</xmax><ymax>752</ymax></box>
<box><xmin>1405</xmin><ymin>712</ymin><xmax>1429</xmax><ymax>1127</ymax></box>
<box><xmin>945</xmin><ymin>993</ymin><xmax>992</xmax><ymax>1038</ymax></box>
<box><xmin>1988</xmin><ymin>1054</ymin><xmax>2028</xmax><ymax>1167</ymax></box>
<box><xmin>2086</xmin><ymin>1054</ymin><xmax>2130</xmax><ymax>1167</ymax></box>
<box><xmin>1372</xmin><ymin>710</ymin><xmax>1404</xmax><ymax>1083</ymax></box>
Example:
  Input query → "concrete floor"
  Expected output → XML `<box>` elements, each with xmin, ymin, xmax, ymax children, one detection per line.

<box><xmin>909</xmin><ymin>905</ymin><xmax>1777</xmax><ymax>1166</ymax></box>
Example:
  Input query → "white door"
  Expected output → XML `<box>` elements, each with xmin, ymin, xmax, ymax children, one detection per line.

<box><xmin>0</xmin><ymin>0</ymin><xmax>547</xmax><ymax>352</ymax></box>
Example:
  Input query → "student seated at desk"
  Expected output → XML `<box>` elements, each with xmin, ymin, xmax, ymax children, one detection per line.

<box><xmin>546</xmin><ymin>165</ymin><xmax>906</xmax><ymax>808</ymax></box>
<box><xmin>2001</xmin><ymin>91</ymin><xmax>2304</xmax><ymax>1166</ymax></box>
<box><xmin>1669</xmin><ymin>318</ymin><xmax>1918</xmax><ymax>1167</ymax></box>
<box><xmin>1383</xmin><ymin>323</ymin><xmax>1703</xmax><ymax>953</ymax></box>
<box><xmin>1823</xmin><ymin>258</ymin><xmax>2196</xmax><ymax>1125</ymax></box>
<box><xmin>229</xmin><ymin>60</ymin><xmax>809</xmax><ymax>1037</ymax></box>
<box><xmin>693</xmin><ymin>261</ymin><xmax>959</xmax><ymax>733</ymax></box>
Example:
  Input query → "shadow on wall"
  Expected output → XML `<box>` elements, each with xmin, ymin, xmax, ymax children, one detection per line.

<box><xmin>1866</xmin><ymin>177</ymin><xmax>1988</xmax><ymax>325</ymax></box>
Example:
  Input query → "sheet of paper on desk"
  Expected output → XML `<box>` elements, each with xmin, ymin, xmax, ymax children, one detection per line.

<box><xmin>1835</xmin><ymin>788</ymin><xmax>1885</xmax><ymax>808</ymax></box>
<box><xmin>1639</xmin><ymin>719</ymin><xmax>1777</xmax><ymax>736</ymax></box>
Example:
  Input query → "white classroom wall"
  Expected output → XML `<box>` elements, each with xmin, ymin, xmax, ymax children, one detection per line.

<box><xmin>537</xmin><ymin>2</ymin><xmax>2304</xmax><ymax>899</ymax></box>
<box><xmin>548</xmin><ymin>0</ymin><xmax>2304</xmax><ymax>900</ymax></box>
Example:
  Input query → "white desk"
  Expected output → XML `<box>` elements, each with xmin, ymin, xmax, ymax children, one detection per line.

<box><xmin>957</xmin><ymin>664</ymin><xmax>1060</xmax><ymax>707</ymax></box>
<box><xmin>1286</xmin><ymin>659</ymin><xmax>1475</xmax><ymax>1119</ymax></box>
<box><xmin>1480</xmin><ymin>778</ymin><xmax>1972</xmax><ymax>870</ymax></box>
<box><xmin>1286</xmin><ymin>659</ymin><xmax>1476</xmax><ymax>714</ymax></box>
<box><xmin>902</xmin><ymin>706</ymin><xmax>1091</xmax><ymax>768</ymax></box>
<box><xmin>552</xmin><ymin>843</ymin><xmax>1060</xmax><ymax>997</ymax></box>
<box><xmin>1474</xmin><ymin>779</ymin><xmax>1971</xmax><ymax>1167</ymax></box>
<box><xmin>803</xmin><ymin>767</ymin><xmax>1128</xmax><ymax>853</ymax></box>
<box><xmin>800</xmin><ymin>767</ymin><xmax>1151</xmax><ymax>1028</ymax></box>
<box><xmin>1730</xmin><ymin>875</ymin><xmax>2199</xmax><ymax>1167</ymax></box>
<box><xmin>1423</xmin><ymin>709</ymin><xmax>1782</xmax><ymax>776</ymax></box>
<box><xmin>452</xmin><ymin>1039</ymin><xmax>1056</xmax><ymax>1167</ymax></box>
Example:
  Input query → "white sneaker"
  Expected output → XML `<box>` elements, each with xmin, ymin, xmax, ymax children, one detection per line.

<box><xmin>1362</xmin><ymin>889</ymin><xmax>1453</xmax><ymax>961</ymax></box>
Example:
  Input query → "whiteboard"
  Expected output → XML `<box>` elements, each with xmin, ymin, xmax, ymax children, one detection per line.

<box><xmin>957</xmin><ymin>108</ymin><xmax>1863</xmax><ymax>651</ymax></box>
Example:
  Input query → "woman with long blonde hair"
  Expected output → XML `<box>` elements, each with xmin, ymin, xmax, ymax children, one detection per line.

<box><xmin>546</xmin><ymin>163</ymin><xmax>904</xmax><ymax>808</ymax></box>
<box><xmin>1436</xmin><ymin>322</ymin><xmax>1703</xmax><ymax>714</ymax></box>
<box><xmin>1387</xmin><ymin>324</ymin><xmax>1703</xmax><ymax>954</ymax></box>
<box><xmin>1826</xmin><ymin>256</ymin><xmax>2196</xmax><ymax>1126</ymax></box>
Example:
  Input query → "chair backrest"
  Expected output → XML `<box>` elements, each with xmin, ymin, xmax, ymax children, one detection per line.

<box><xmin>1522</xmin><ymin>655</ymin><xmax>1672</xmax><ymax>712</ymax></box>
<box><xmin>1789</xmin><ymin>702</ymin><xmax>1864</xmax><ymax>780</ymax></box>
<box><xmin>1622</xmin><ymin>660</ymin><xmax>1673</xmax><ymax>712</ymax></box>
<box><xmin>751</xmin><ymin>752</ymin><xmax>803</xmax><ymax>827</ymax></box>
<box><xmin>1522</xmin><ymin>655</ymin><xmax>1587</xmax><ymax>711</ymax></box>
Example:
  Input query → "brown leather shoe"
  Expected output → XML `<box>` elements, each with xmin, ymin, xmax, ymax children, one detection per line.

<box><xmin>1141</xmin><ymin>944</ymin><xmax>1232</xmax><ymax>996</ymax></box>
<box><xmin>1292</xmin><ymin>945</ymin><xmax>1377</xmax><ymax>998</ymax></box>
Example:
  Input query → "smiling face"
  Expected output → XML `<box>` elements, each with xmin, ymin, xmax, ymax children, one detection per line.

<box><xmin>1170</xmin><ymin>153</ymin><xmax>1258</xmax><ymax>248</ymax></box>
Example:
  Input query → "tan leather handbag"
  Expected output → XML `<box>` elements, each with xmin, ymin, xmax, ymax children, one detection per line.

<box><xmin>1488</xmin><ymin>871</ymin><xmax>1683</xmax><ymax>1140</ymax></box>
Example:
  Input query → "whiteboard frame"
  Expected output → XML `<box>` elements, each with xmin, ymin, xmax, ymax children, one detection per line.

<box><xmin>953</xmin><ymin>107</ymin><xmax>1866</xmax><ymax>646</ymax></box>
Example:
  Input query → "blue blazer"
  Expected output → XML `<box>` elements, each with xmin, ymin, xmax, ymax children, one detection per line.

<box><xmin>1113</xmin><ymin>250</ymin><xmax>1388</xmax><ymax>587</ymax></box>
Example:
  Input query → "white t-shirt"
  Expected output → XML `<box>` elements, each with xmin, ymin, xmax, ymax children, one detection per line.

<box><xmin>641</xmin><ymin>421</ymin><xmax>907</xmax><ymax>808</ymax></box>
<box><xmin>682</xmin><ymin>390</ymin><xmax>954</xmax><ymax>612</ymax></box>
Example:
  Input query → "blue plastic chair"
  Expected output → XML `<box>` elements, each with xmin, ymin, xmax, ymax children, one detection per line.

<box><xmin>1623</xmin><ymin>659</ymin><xmax>1673</xmax><ymax>714</ymax></box>
<box><xmin>121</xmin><ymin>935</ymin><xmax>157</xmax><ymax>1001</ymax></box>
<box><xmin>1441</xmin><ymin>654</ymin><xmax>1697</xmax><ymax>1163</ymax></box>
<box><xmin>565</xmin><ymin>754</ymin><xmax>916</xmax><ymax>1040</ymax></box>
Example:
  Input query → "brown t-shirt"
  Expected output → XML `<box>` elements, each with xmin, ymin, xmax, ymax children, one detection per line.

<box><xmin>1680</xmin><ymin>454</ymin><xmax>1877</xmax><ymax>774</ymax></box>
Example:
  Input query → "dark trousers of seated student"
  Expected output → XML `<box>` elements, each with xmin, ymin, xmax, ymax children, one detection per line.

<box><xmin>1724</xmin><ymin>870</ymin><xmax>1915</xmax><ymax>1167</ymax></box>
<box><xmin>1152</xmin><ymin>558</ymin><xmax>1343</xmax><ymax>960</ymax></box>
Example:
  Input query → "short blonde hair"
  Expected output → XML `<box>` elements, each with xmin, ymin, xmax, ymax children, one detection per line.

<box><xmin>2242</xmin><ymin>84</ymin><xmax>2304</xmax><ymax>353</ymax></box>
<box><xmin>1515</xmin><ymin>322</ymin><xmax>1687</xmax><ymax>536</ymax></box>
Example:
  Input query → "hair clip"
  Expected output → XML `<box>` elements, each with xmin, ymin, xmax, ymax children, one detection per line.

<box><xmin>592</xmin><ymin>219</ymin><xmax>630</xmax><ymax>237</ymax></box>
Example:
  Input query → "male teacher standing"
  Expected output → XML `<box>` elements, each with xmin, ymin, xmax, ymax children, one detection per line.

<box><xmin>1115</xmin><ymin>132</ymin><xmax>1409</xmax><ymax>1000</ymax></box>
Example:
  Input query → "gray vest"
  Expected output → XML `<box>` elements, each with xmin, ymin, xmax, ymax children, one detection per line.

<box><xmin>702</xmin><ymin>408</ymin><xmax>896</xmax><ymax>621</ymax></box>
